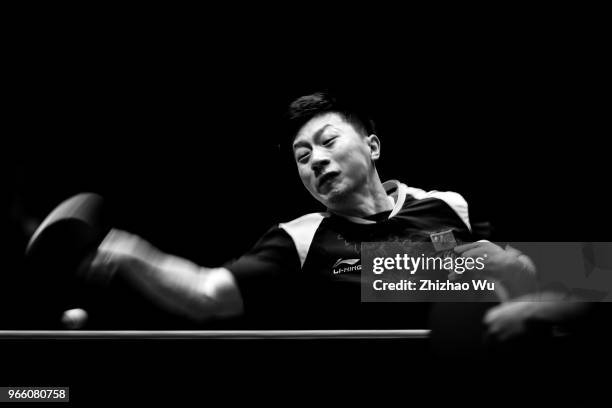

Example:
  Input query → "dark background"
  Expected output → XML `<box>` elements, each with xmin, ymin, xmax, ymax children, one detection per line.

<box><xmin>1</xmin><ymin>14</ymin><xmax>610</xmax><ymax>402</ymax></box>
<box><xmin>3</xmin><ymin>27</ymin><xmax>610</xmax><ymax>325</ymax></box>
<box><xmin>3</xmin><ymin>25</ymin><xmax>609</xmax><ymax>278</ymax></box>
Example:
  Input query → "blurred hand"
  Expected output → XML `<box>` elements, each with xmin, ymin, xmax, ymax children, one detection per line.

<box><xmin>483</xmin><ymin>300</ymin><xmax>538</xmax><ymax>342</ymax></box>
<box><xmin>454</xmin><ymin>241</ymin><xmax>523</xmax><ymax>279</ymax></box>
<box><xmin>484</xmin><ymin>292</ymin><xmax>590</xmax><ymax>342</ymax></box>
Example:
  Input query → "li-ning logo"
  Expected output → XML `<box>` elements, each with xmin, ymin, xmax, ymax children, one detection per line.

<box><xmin>332</xmin><ymin>258</ymin><xmax>361</xmax><ymax>275</ymax></box>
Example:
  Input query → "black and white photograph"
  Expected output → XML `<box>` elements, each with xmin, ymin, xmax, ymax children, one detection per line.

<box><xmin>1</xmin><ymin>12</ymin><xmax>610</xmax><ymax>404</ymax></box>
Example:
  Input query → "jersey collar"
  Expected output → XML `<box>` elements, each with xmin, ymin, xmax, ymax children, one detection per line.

<box><xmin>327</xmin><ymin>180</ymin><xmax>408</xmax><ymax>224</ymax></box>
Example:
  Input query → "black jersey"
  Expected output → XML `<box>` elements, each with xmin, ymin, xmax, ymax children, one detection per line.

<box><xmin>225</xmin><ymin>180</ymin><xmax>477</xmax><ymax>328</ymax></box>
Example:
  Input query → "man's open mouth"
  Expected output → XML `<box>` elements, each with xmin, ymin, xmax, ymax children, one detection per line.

<box><xmin>318</xmin><ymin>171</ymin><xmax>340</xmax><ymax>188</ymax></box>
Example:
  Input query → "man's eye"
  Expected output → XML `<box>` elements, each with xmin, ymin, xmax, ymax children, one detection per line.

<box><xmin>296</xmin><ymin>153</ymin><xmax>310</xmax><ymax>163</ymax></box>
<box><xmin>322</xmin><ymin>137</ymin><xmax>337</xmax><ymax>146</ymax></box>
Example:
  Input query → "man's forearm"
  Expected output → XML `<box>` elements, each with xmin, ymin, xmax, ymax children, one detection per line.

<box><xmin>91</xmin><ymin>229</ymin><xmax>243</xmax><ymax>322</ymax></box>
<box><xmin>117</xmin><ymin>253</ymin><xmax>220</xmax><ymax>321</ymax></box>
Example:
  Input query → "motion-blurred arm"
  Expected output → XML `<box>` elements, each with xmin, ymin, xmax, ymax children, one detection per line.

<box><xmin>80</xmin><ymin>229</ymin><xmax>244</xmax><ymax>322</ymax></box>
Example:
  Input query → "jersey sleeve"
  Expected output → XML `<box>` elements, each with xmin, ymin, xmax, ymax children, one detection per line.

<box><xmin>223</xmin><ymin>226</ymin><xmax>301</xmax><ymax>314</ymax></box>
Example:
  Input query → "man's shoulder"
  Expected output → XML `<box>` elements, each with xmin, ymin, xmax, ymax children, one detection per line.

<box><xmin>278</xmin><ymin>212</ymin><xmax>329</xmax><ymax>246</ymax></box>
<box><xmin>278</xmin><ymin>212</ymin><xmax>330</xmax><ymax>268</ymax></box>
<box><xmin>399</xmin><ymin>184</ymin><xmax>471</xmax><ymax>231</ymax></box>
<box><xmin>403</xmin><ymin>186</ymin><xmax>468</xmax><ymax>207</ymax></box>
<box><xmin>279</xmin><ymin>212</ymin><xmax>329</xmax><ymax>229</ymax></box>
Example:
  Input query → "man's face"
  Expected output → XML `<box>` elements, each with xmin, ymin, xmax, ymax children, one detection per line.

<box><xmin>292</xmin><ymin>112</ymin><xmax>377</xmax><ymax>207</ymax></box>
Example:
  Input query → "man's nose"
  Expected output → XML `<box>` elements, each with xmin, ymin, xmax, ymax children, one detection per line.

<box><xmin>310</xmin><ymin>149</ymin><xmax>330</xmax><ymax>176</ymax></box>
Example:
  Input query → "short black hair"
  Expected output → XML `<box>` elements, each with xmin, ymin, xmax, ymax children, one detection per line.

<box><xmin>284</xmin><ymin>91</ymin><xmax>377</xmax><ymax>149</ymax></box>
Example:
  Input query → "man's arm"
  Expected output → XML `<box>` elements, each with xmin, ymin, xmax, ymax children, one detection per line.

<box><xmin>80</xmin><ymin>229</ymin><xmax>244</xmax><ymax>322</ymax></box>
<box><xmin>454</xmin><ymin>241</ymin><xmax>538</xmax><ymax>299</ymax></box>
<box><xmin>483</xmin><ymin>292</ymin><xmax>592</xmax><ymax>342</ymax></box>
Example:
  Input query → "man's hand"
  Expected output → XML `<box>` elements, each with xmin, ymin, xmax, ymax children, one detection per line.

<box><xmin>454</xmin><ymin>241</ymin><xmax>522</xmax><ymax>278</ymax></box>
<box><xmin>484</xmin><ymin>300</ymin><xmax>540</xmax><ymax>342</ymax></box>
<box><xmin>453</xmin><ymin>241</ymin><xmax>537</xmax><ymax>298</ymax></box>
<box><xmin>483</xmin><ymin>292</ymin><xmax>590</xmax><ymax>342</ymax></box>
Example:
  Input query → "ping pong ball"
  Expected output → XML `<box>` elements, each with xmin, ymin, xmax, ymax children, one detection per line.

<box><xmin>61</xmin><ymin>308</ymin><xmax>88</xmax><ymax>329</ymax></box>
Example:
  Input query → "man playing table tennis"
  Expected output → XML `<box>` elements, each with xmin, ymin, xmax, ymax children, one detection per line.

<box><xmin>82</xmin><ymin>91</ymin><xmax>537</xmax><ymax>335</ymax></box>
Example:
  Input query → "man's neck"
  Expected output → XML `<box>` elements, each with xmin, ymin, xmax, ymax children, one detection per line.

<box><xmin>328</xmin><ymin>174</ymin><xmax>393</xmax><ymax>218</ymax></box>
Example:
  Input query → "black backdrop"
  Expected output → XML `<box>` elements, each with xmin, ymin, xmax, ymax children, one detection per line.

<box><xmin>1</xmin><ymin>14</ymin><xmax>610</xmax><ymax>404</ymax></box>
<box><xmin>3</xmin><ymin>31</ymin><xmax>610</xmax><ymax>325</ymax></box>
<box><xmin>5</xmin><ymin>37</ymin><xmax>609</xmax><ymax>250</ymax></box>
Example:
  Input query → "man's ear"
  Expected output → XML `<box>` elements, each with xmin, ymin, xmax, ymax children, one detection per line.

<box><xmin>367</xmin><ymin>134</ymin><xmax>381</xmax><ymax>161</ymax></box>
